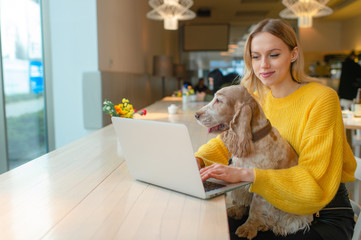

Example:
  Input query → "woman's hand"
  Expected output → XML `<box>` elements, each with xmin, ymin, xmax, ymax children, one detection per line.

<box><xmin>199</xmin><ymin>163</ymin><xmax>255</xmax><ymax>183</ymax></box>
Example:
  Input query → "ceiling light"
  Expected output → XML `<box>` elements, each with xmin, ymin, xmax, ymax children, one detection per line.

<box><xmin>146</xmin><ymin>0</ymin><xmax>196</xmax><ymax>30</ymax></box>
<box><xmin>279</xmin><ymin>0</ymin><xmax>333</xmax><ymax>28</ymax></box>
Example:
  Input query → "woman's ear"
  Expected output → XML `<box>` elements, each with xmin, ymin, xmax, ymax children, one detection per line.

<box><xmin>291</xmin><ymin>46</ymin><xmax>299</xmax><ymax>62</ymax></box>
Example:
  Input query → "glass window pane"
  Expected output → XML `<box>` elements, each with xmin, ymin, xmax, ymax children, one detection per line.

<box><xmin>0</xmin><ymin>0</ymin><xmax>47</xmax><ymax>169</ymax></box>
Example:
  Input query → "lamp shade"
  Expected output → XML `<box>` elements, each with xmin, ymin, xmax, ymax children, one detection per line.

<box><xmin>147</xmin><ymin>0</ymin><xmax>196</xmax><ymax>30</ymax></box>
<box><xmin>279</xmin><ymin>0</ymin><xmax>333</xmax><ymax>28</ymax></box>
<box><xmin>153</xmin><ymin>55</ymin><xmax>173</xmax><ymax>77</ymax></box>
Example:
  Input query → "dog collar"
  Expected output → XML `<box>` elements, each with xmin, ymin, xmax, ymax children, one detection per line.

<box><xmin>252</xmin><ymin>119</ymin><xmax>272</xmax><ymax>142</ymax></box>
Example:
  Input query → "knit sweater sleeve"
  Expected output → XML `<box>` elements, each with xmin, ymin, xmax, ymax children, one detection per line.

<box><xmin>194</xmin><ymin>135</ymin><xmax>230</xmax><ymax>166</ymax></box>
<box><xmin>250</xmin><ymin>89</ymin><xmax>355</xmax><ymax>215</ymax></box>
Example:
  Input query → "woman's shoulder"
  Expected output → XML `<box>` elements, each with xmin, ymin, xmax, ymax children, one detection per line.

<box><xmin>303</xmin><ymin>81</ymin><xmax>334</xmax><ymax>92</ymax></box>
<box><xmin>302</xmin><ymin>82</ymin><xmax>338</xmax><ymax>100</ymax></box>
<box><xmin>301</xmin><ymin>82</ymin><xmax>340</xmax><ymax>115</ymax></box>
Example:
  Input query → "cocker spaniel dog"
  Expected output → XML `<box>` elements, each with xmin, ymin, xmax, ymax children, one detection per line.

<box><xmin>195</xmin><ymin>85</ymin><xmax>312</xmax><ymax>239</ymax></box>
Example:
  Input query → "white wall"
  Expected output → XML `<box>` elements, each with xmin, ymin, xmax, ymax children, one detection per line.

<box><xmin>48</xmin><ymin>0</ymin><xmax>98</xmax><ymax>148</ymax></box>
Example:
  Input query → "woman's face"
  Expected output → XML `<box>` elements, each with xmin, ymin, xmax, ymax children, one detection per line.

<box><xmin>250</xmin><ymin>32</ymin><xmax>297</xmax><ymax>89</ymax></box>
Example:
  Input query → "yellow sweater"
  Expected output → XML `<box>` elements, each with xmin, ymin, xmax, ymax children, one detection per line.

<box><xmin>195</xmin><ymin>82</ymin><xmax>356</xmax><ymax>215</ymax></box>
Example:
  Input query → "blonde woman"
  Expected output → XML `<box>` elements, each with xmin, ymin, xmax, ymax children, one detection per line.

<box><xmin>195</xmin><ymin>18</ymin><xmax>356</xmax><ymax>240</ymax></box>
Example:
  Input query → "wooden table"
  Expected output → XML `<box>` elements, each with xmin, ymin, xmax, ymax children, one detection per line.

<box><xmin>0</xmin><ymin>97</ymin><xmax>230</xmax><ymax>240</ymax></box>
<box><xmin>343</xmin><ymin>115</ymin><xmax>361</xmax><ymax>155</ymax></box>
<box><xmin>343</xmin><ymin>116</ymin><xmax>361</xmax><ymax>130</ymax></box>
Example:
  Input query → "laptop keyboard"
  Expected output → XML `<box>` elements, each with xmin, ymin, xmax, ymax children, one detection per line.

<box><xmin>203</xmin><ymin>180</ymin><xmax>226</xmax><ymax>192</ymax></box>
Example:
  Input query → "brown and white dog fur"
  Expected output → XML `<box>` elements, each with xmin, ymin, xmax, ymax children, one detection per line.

<box><xmin>195</xmin><ymin>85</ymin><xmax>312</xmax><ymax>239</ymax></box>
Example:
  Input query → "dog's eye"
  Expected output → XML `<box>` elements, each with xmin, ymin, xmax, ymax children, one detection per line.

<box><xmin>215</xmin><ymin>98</ymin><xmax>221</xmax><ymax>104</ymax></box>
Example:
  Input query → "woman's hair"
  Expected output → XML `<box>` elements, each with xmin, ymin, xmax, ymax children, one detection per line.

<box><xmin>208</xmin><ymin>69</ymin><xmax>224</xmax><ymax>94</ymax></box>
<box><xmin>241</xmin><ymin>18</ymin><xmax>314</xmax><ymax>102</ymax></box>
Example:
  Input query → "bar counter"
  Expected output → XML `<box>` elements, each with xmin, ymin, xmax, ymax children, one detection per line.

<box><xmin>0</xmin><ymin>97</ymin><xmax>229</xmax><ymax>240</ymax></box>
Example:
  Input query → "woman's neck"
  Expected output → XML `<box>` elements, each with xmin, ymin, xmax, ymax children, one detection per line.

<box><xmin>270</xmin><ymin>81</ymin><xmax>303</xmax><ymax>98</ymax></box>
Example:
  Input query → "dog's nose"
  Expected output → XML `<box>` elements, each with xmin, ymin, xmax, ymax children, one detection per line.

<box><xmin>195</xmin><ymin>113</ymin><xmax>200</xmax><ymax>120</ymax></box>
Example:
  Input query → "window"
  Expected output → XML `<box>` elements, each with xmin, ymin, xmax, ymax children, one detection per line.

<box><xmin>0</xmin><ymin>0</ymin><xmax>48</xmax><ymax>170</ymax></box>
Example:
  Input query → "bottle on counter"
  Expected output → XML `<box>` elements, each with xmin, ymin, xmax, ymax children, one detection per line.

<box><xmin>354</xmin><ymin>88</ymin><xmax>361</xmax><ymax>117</ymax></box>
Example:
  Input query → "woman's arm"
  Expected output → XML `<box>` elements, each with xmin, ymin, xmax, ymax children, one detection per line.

<box><xmin>194</xmin><ymin>135</ymin><xmax>230</xmax><ymax>167</ymax></box>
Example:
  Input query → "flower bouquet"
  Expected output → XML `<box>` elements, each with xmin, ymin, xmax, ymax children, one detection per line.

<box><xmin>182</xmin><ymin>85</ymin><xmax>196</xmax><ymax>102</ymax></box>
<box><xmin>183</xmin><ymin>85</ymin><xmax>195</xmax><ymax>96</ymax></box>
<box><xmin>103</xmin><ymin>98</ymin><xmax>147</xmax><ymax>157</ymax></box>
<box><xmin>102</xmin><ymin>98</ymin><xmax>147</xmax><ymax>118</ymax></box>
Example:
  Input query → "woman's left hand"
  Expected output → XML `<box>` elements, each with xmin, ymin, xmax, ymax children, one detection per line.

<box><xmin>200</xmin><ymin>163</ymin><xmax>255</xmax><ymax>183</ymax></box>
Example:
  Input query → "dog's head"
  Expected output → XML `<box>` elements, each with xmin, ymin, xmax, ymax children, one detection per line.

<box><xmin>195</xmin><ymin>85</ymin><xmax>262</xmax><ymax>157</ymax></box>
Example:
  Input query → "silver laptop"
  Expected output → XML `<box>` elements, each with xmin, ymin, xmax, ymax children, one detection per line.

<box><xmin>111</xmin><ymin>117</ymin><xmax>250</xmax><ymax>199</ymax></box>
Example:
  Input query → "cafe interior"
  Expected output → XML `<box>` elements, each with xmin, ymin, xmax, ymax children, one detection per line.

<box><xmin>90</xmin><ymin>0</ymin><xmax>361</xmax><ymax>126</ymax></box>
<box><xmin>2</xmin><ymin>0</ymin><xmax>361</xmax><ymax>239</ymax></box>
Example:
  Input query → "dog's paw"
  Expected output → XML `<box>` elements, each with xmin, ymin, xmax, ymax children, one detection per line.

<box><xmin>235</xmin><ymin>225</ymin><xmax>258</xmax><ymax>240</ymax></box>
<box><xmin>255</xmin><ymin>224</ymin><xmax>270</xmax><ymax>233</ymax></box>
<box><xmin>272</xmin><ymin>225</ymin><xmax>288</xmax><ymax>236</ymax></box>
<box><xmin>227</xmin><ymin>206</ymin><xmax>248</xmax><ymax>220</ymax></box>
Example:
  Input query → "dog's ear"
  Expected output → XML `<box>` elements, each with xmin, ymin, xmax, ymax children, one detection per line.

<box><xmin>222</xmin><ymin>104</ymin><xmax>254</xmax><ymax>158</ymax></box>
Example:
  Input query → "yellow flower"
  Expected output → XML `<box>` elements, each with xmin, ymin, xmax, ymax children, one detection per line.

<box><xmin>122</xmin><ymin>98</ymin><xmax>130</xmax><ymax>107</ymax></box>
<box><xmin>124</xmin><ymin>111</ymin><xmax>134</xmax><ymax>118</ymax></box>
<box><xmin>119</xmin><ymin>108</ymin><xmax>128</xmax><ymax>115</ymax></box>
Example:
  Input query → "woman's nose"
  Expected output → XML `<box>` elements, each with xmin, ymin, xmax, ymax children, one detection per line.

<box><xmin>261</xmin><ymin>57</ymin><xmax>270</xmax><ymax>68</ymax></box>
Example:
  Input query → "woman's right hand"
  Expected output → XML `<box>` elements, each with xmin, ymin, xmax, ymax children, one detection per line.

<box><xmin>199</xmin><ymin>163</ymin><xmax>255</xmax><ymax>183</ymax></box>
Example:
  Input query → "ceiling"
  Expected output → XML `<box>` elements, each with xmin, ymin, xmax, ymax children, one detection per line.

<box><xmin>185</xmin><ymin>0</ymin><xmax>361</xmax><ymax>26</ymax></box>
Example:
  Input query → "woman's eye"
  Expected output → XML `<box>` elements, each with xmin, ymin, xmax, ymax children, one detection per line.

<box><xmin>270</xmin><ymin>54</ymin><xmax>280</xmax><ymax>58</ymax></box>
<box><xmin>251</xmin><ymin>55</ymin><xmax>259</xmax><ymax>59</ymax></box>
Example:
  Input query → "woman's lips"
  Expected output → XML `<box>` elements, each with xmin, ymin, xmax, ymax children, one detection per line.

<box><xmin>260</xmin><ymin>71</ymin><xmax>274</xmax><ymax>78</ymax></box>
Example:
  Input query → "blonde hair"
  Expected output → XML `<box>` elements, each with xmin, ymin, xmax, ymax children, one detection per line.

<box><xmin>241</xmin><ymin>18</ymin><xmax>314</xmax><ymax>103</ymax></box>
